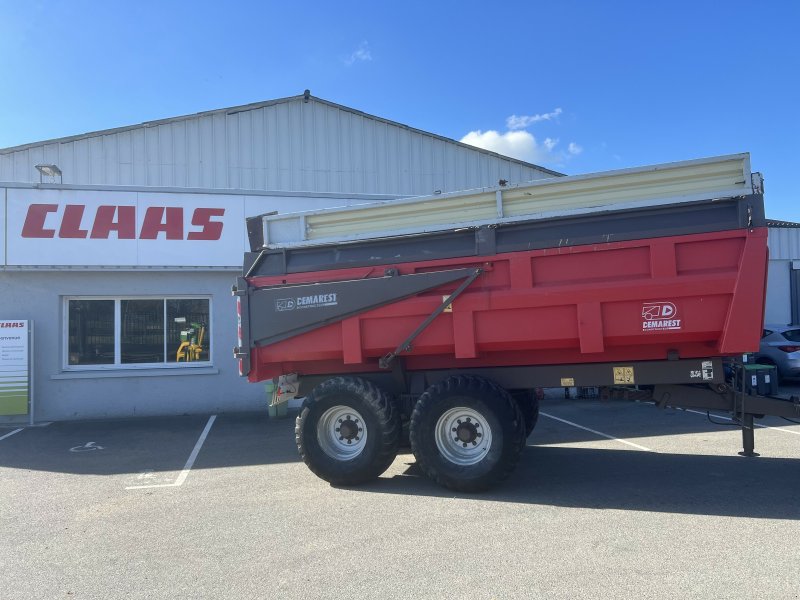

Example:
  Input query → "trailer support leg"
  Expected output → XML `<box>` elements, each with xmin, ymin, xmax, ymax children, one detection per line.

<box><xmin>738</xmin><ymin>414</ymin><xmax>759</xmax><ymax>457</ymax></box>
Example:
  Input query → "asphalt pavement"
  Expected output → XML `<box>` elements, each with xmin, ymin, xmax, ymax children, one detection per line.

<box><xmin>2</xmin><ymin>393</ymin><xmax>800</xmax><ymax>599</ymax></box>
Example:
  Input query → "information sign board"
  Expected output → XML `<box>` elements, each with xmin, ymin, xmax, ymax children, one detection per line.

<box><xmin>0</xmin><ymin>320</ymin><xmax>30</xmax><ymax>416</ymax></box>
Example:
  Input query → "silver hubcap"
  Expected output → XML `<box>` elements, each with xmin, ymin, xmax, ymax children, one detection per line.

<box><xmin>317</xmin><ymin>406</ymin><xmax>367</xmax><ymax>460</ymax></box>
<box><xmin>434</xmin><ymin>407</ymin><xmax>493</xmax><ymax>466</ymax></box>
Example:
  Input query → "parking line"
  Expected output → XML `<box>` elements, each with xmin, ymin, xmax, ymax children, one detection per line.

<box><xmin>0</xmin><ymin>428</ymin><xmax>24</xmax><ymax>442</ymax></box>
<box><xmin>540</xmin><ymin>411</ymin><xmax>654</xmax><ymax>451</ymax></box>
<box><xmin>126</xmin><ymin>415</ymin><xmax>217</xmax><ymax>490</ymax></box>
<box><xmin>678</xmin><ymin>407</ymin><xmax>800</xmax><ymax>436</ymax></box>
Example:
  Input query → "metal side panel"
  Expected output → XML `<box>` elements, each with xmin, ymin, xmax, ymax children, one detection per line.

<box><xmin>246</xmin><ymin>195</ymin><xmax>763</xmax><ymax>277</ymax></box>
<box><xmin>259</xmin><ymin>153</ymin><xmax>753</xmax><ymax>248</ymax></box>
<box><xmin>247</xmin><ymin>268</ymin><xmax>478</xmax><ymax>347</ymax></box>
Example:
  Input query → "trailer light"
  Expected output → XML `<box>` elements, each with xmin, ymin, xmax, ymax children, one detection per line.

<box><xmin>777</xmin><ymin>345</ymin><xmax>800</xmax><ymax>353</ymax></box>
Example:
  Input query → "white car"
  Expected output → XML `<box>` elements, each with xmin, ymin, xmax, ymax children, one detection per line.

<box><xmin>756</xmin><ymin>325</ymin><xmax>800</xmax><ymax>382</ymax></box>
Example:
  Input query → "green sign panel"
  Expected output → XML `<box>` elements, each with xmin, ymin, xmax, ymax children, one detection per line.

<box><xmin>0</xmin><ymin>320</ymin><xmax>30</xmax><ymax>416</ymax></box>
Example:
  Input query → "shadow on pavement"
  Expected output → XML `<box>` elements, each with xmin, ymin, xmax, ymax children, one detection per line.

<box><xmin>2</xmin><ymin>405</ymin><xmax>799</xmax><ymax>521</ymax></box>
<box><xmin>356</xmin><ymin>445</ymin><xmax>800</xmax><ymax>520</ymax></box>
<box><xmin>531</xmin><ymin>397</ymin><xmax>800</xmax><ymax>446</ymax></box>
<box><xmin>0</xmin><ymin>412</ymin><xmax>300</xmax><ymax>476</ymax></box>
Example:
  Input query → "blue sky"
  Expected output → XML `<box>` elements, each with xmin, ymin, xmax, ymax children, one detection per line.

<box><xmin>1</xmin><ymin>1</ymin><xmax>798</xmax><ymax>218</ymax></box>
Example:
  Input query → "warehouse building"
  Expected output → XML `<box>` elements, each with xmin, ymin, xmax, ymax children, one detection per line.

<box><xmin>765</xmin><ymin>220</ymin><xmax>800</xmax><ymax>326</ymax></box>
<box><xmin>0</xmin><ymin>93</ymin><xmax>558</xmax><ymax>423</ymax></box>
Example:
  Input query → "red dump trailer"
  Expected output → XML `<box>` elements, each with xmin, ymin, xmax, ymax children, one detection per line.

<box><xmin>234</xmin><ymin>154</ymin><xmax>799</xmax><ymax>491</ymax></box>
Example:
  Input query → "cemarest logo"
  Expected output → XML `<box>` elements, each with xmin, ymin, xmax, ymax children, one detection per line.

<box><xmin>20</xmin><ymin>204</ymin><xmax>225</xmax><ymax>240</ymax></box>
<box><xmin>275</xmin><ymin>294</ymin><xmax>338</xmax><ymax>311</ymax></box>
<box><xmin>641</xmin><ymin>301</ymin><xmax>682</xmax><ymax>331</ymax></box>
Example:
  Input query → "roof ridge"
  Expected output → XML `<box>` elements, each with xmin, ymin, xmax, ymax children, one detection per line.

<box><xmin>0</xmin><ymin>93</ymin><xmax>562</xmax><ymax>176</ymax></box>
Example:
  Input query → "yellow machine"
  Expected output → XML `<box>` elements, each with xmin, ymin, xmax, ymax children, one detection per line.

<box><xmin>176</xmin><ymin>321</ymin><xmax>206</xmax><ymax>362</ymax></box>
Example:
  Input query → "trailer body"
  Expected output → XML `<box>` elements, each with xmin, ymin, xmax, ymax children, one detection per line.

<box><xmin>234</xmin><ymin>154</ymin><xmax>798</xmax><ymax>491</ymax></box>
<box><xmin>242</xmin><ymin>223</ymin><xmax>766</xmax><ymax>385</ymax></box>
<box><xmin>236</xmin><ymin>153</ymin><xmax>768</xmax><ymax>387</ymax></box>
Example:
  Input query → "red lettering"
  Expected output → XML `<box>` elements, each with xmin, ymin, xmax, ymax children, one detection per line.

<box><xmin>187</xmin><ymin>208</ymin><xmax>225</xmax><ymax>240</ymax></box>
<box><xmin>90</xmin><ymin>206</ymin><xmax>136</xmax><ymax>239</ymax></box>
<box><xmin>21</xmin><ymin>204</ymin><xmax>58</xmax><ymax>238</ymax></box>
<box><xmin>59</xmin><ymin>205</ymin><xmax>88</xmax><ymax>238</ymax></box>
<box><xmin>22</xmin><ymin>203</ymin><xmax>227</xmax><ymax>241</ymax></box>
<box><xmin>139</xmin><ymin>207</ymin><xmax>183</xmax><ymax>240</ymax></box>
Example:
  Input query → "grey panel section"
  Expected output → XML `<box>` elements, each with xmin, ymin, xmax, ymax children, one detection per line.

<box><xmin>0</xmin><ymin>97</ymin><xmax>557</xmax><ymax>195</ymax></box>
<box><xmin>246</xmin><ymin>268</ymin><xmax>476</xmax><ymax>347</ymax></box>
<box><xmin>764</xmin><ymin>260</ymin><xmax>792</xmax><ymax>324</ymax></box>
<box><xmin>494</xmin><ymin>194</ymin><xmax>760</xmax><ymax>250</ymax></box>
<box><xmin>246</xmin><ymin>195</ymin><xmax>764</xmax><ymax>277</ymax></box>
<box><xmin>0</xmin><ymin>271</ymin><xmax>261</xmax><ymax>422</ymax></box>
<box><xmin>246</xmin><ymin>229</ymin><xmax>481</xmax><ymax>276</ymax></box>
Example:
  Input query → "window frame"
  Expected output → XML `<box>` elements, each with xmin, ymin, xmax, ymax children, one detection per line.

<box><xmin>62</xmin><ymin>295</ymin><xmax>213</xmax><ymax>371</ymax></box>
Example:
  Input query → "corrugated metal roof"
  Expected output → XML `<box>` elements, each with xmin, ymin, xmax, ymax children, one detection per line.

<box><xmin>0</xmin><ymin>94</ymin><xmax>560</xmax><ymax>196</ymax></box>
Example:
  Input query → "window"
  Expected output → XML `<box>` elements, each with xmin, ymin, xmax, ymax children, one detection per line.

<box><xmin>781</xmin><ymin>329</ymin><xmax>800</xmax><ymax>343</ymax></box>
<box><xmin>66</xmin><ymin>297</ymin><xmax>211</xmax><ymax>369</ymax></box>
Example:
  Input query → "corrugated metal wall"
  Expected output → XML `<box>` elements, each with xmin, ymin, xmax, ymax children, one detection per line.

<box><xmin>0</xmin><ymin>97</ymin><xmax>556</xmax><ymax>196</ymax></box>
<box><xmin>768</xmin><ymin>227</ymin><xmax>800</xmax><ymax>260</ymax></box>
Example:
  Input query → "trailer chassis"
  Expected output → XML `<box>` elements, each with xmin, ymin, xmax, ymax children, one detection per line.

<box><xmin>294</xmin><ymin>357</ymin><xmax>800</xmax><ymax>458</ymax></box>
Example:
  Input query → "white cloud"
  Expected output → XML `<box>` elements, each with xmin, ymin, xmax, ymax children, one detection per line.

<box><xmin>460</xmin><ymin>129</ymin><xmax>560</xmax><ymax>163</ymax></box>
<box><xmin>568</xmin><ymin>142</ymin><xmax>583</xmax><ymax>155</ymax></box>
<box><xmin>344</xmin><ymin>41</ymin><xmax>372</xmax><ymax>66</ymax></box>
<box><xmin>543</xmin><ymin>137</ymin><xmax>559</xmax><ymax>152</ymax></box>
<box><xmin>506</xmin><ymin>108</ymin><xmax>562</xmax><ymax>130</ymax></box>
<box><xmin>462</xmin><ymin>108</ymin><xmax>583</xmax><ymax>165</ymax></box>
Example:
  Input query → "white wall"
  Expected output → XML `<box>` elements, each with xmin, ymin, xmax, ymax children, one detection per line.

<box><xmin>765</xmin><ymin>228</ymin><xmax>800</xmax><ymax>326</ymax></box>
<box><xmin>765</xmin><ymin>260</ymin><xmax>791</xmax><ymax>325</ymax></box>
<box><xmin>1</xmin><ymin>185</ymin><xmax>394</xmax><ymax>268</ymax></box>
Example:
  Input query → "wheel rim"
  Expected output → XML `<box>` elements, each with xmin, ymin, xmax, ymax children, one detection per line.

<box><xmin>317</xmin><ymin>406</ymin><xmax>368</xmax><ymax>460</ymax></box>
<box><xmin>434</xmin><ymin>406</ymin><xmax>493</xmax><ymax>466</ymax></box>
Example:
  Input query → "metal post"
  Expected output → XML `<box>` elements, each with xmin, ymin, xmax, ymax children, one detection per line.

<box><xmin>28</xmin><ymin>321</ymin><xmax>34</xmax><ymax>427</ymax></box>
<box><xmin>738</xmin><ymin>413</ymin><xmax>759</xmax><ymax>457</ymax></box>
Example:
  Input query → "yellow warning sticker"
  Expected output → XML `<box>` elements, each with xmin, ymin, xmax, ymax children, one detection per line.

<box><xmin>560</xmin><ymin>378</ymin><xmax>575</xmax><ymax>387</ymax></box>
<box><xmin>613</xmin><ymin>366</ymin><xmax>635</xmax><ymax>385</ymax></box>
<box><xmin>442</xmin><ymin>296</ymin><xmax>453</xmax><ymax>312</ymax></box>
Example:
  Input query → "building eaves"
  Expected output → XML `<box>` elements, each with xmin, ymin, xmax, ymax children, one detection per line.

<box><xmin>767</xmin><ymin>219</ymin><xmax>800</xmax><ymax>228</ymax></box>
<box><xmin>0</xmin><ymin>93</ymin><xmax>563</xmax><ymax>178</ymax></box>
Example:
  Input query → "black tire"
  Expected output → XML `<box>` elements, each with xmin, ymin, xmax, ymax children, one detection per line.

<box><xmin>398</xmin><ymin>415</ymin><xmax>411</xmax><ymax>449</ymax></box>
<box><xmin>409</xmin><ymin>375</ymin><xmax>525</xmax><ymax>493</ymax></box>
<box><xmin>510</xmin><ymin>390</ymin><xmax>540</xmax><ymax>438</ymax></box>
<box><xmin>296</xmin><ymin>376</ymin><xmax>400</xmax><ymax>486</ymax></box>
